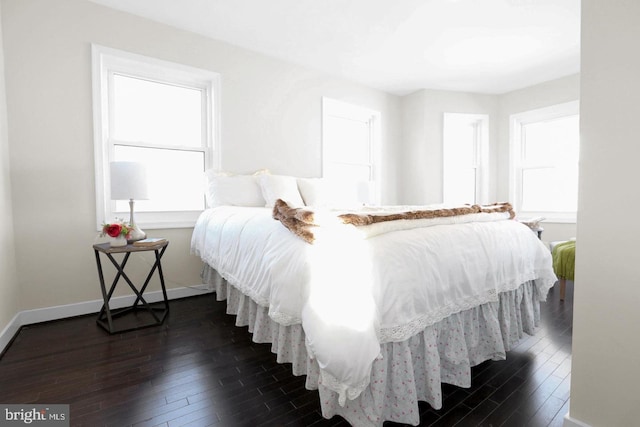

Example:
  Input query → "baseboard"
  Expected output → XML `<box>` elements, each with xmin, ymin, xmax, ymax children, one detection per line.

<box><xmin>0</xmin><ymin>284</ymin><xmax>213</xmax><ymax>356</ymax></box>
<box><xmin>0</xmin><ymin>312</ymin><xmax>22</xmax><ymax>358</ymax></box>
<box><xmin>564</xmin><ymin>412</ymin><xmax>592</xmax><ymax>427</ymax></box>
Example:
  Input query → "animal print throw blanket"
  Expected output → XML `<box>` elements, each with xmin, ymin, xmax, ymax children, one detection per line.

<box><xmin>272</xmin><ymin>199</ymin><xmax>516</xmax><ymax>243</ymax></box>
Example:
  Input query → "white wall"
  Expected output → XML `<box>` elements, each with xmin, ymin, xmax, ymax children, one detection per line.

<box><xmin>497</xmin><ymin>74</ymin><xmax>580</xmax><ymax>243</ymax></box>
<box><xmin>0</xmin><ymin>0</ymin><xmax>400</xmax><ymax>325</ymax></box>
<box><xmin>398</xmin><ymin>89</ymin><xmax>499</xmax><ymax>205</ymax></box>
<box><xmin>398</xmin><ymin>90</ymin><xmax>427</xmax><ymax>204</ymax></box>
<box><xmin>0</xmin><ymin>2</ymin><xmax>20</xmax><ymax>346</ymax></box>
<box><xmin>568</xmin><ymin>1</ymin><xmax>640</xmax><ymax>426</ymax></box>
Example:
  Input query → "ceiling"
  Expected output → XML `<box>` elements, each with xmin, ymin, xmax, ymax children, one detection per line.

<box><xmin>88</xmin><ymin>0</ymin><xmax>581</xmax><ymax>96</ymax></box>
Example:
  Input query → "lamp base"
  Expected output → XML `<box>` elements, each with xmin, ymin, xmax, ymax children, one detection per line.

<box><xmin>127</xmin><ymin>199</ymin><xmax>146</xmax><ymax>243</ymax></box>
<box><xmin>127</xmin><ymin>226</ymin><xmax>147</xmax><ymax>243</ymax></box>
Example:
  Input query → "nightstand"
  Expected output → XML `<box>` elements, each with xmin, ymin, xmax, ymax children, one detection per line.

<box><xmin>93</xmin><ymin>239</ymin><xmax>169</xmax><ymax>334</ymax></box>
<box><xmin>532</xmin><ymin>226</ymin><xmax>544</xmax><ymax>240</ymax></box>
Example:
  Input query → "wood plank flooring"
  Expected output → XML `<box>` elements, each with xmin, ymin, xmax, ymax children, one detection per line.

<box><xmin>0</xmin><ymin>280</ymin><xmax>573</xmax><ymax>426</ymax></box>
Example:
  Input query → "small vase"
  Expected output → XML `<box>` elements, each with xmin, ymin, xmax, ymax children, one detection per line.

<box><xmin>109</xmin><ymin>235</ymin><xmax>128</xmax><ymax>247</ymax></box>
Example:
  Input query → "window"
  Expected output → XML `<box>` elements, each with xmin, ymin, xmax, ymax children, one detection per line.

<box><xmin>443</xmin><ymin>113</ymin><xmax>489</xmax><ymax>205</ymax></box>
<box><xmin>510</xmin><ymin>101</ymin><xmax>579</xmax><ymax>222</ymax></box>
<box><xmin>92</xmin><ymin>45</ymin><xmax>220</xmax><ymax>229</ymax></box>
<box><xmin>322</xmin><ymin>98</ymin><xmax>381</xmax><ymax>204</ymax></box>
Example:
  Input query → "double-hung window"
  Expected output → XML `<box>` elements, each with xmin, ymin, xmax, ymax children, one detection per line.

<box><xmin>509</xmin><ymin>101</ymin><xmax>579</xmax><ymax>222</ymax></box>
<box><xmin>92</xmin><ymin>45</ymin><xmax>220</xmax><ymax>229</ymax></box>
<box><xmin>443</xmin><ymin>113</ymin><xmax>489</xmax><ymax>205</ymax></box>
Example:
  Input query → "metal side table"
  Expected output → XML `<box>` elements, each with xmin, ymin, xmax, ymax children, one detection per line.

<box><xmin>93</xmin><ymin>240</ymin><xmax>169</xmax><ymax>334</ymax></box>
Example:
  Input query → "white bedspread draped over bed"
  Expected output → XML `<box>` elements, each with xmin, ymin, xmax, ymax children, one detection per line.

<box><xmin>190</xmin><ymin>206</ymin><xmax>557</xmax><ymax>409</ymax></box>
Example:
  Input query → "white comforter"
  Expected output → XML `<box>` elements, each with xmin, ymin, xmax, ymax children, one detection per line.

<box><xmin>191</xmin><ymin>206</ymin><xmax>557</xmax><ymax>405</ymax></box>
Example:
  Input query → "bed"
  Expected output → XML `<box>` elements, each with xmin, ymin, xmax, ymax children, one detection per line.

<box><xmin>190</xmin><ymin>173</ymin><xmax>557</xmax><ymax>427</ymax></box>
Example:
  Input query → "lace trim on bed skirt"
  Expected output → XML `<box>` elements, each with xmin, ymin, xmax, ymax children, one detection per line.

<box><xmin>379</xmin><ymin>269</ymin><xmax>552</xmax><ymax>343</ymax></box>
<box><xmin>201</xmin><ymin>265</ymin><xmax>543</xmax><ymax>427</ymax></box>
<box><xmin>379</xmin><ymin>290</ymin><xmax>498</xmax><ymax>343</ymax></box>
<box><xmin>201</xmin><ymin>264</ymin><xmax>301</xmax><ymax>326</ymax></box>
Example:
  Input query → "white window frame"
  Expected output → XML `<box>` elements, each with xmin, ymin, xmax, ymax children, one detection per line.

<box><xmin>321</xmin><ymin>97</ymin><xmax>381</xmax><ymax>205</ymax></box>
<box><xmin>92</xmin><ymin>45</ymin><xmax>220</xmax><ymax>230</ymax></box>
<box><xmin>442</xmin><ymin>113</ymin><xmax>489</xmax><ymax>205</ymax></box>
<box><xmin>509</xmin><ymin>100</ymin><xmax>579</xmax><ymax>222</ymax></box>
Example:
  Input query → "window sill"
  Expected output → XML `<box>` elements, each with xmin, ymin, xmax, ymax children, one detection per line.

<box><xmin>516</xmin><ymin>212</ymin><xmax>576</xmax><ymax>224</ymax></box>
<box><xmin>539</xmin><ymin>218</ymin><xmax>577</xmax><ymax>224</ymax></box>
<box><xmin>98</xmin><ymin>211</ymin><xmax>201</xmax><ymax>232</ymax></box>
<box><xmin>137</xmin><ymin>221</ymin><xmax>197</xmax><ymax>230</ymax></box>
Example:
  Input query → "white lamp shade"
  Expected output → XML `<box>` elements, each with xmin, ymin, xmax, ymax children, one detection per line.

<box><xmin>110</xmin><ymin>161</ymin><xmax>149</xmax><ymax>200</ymax></box>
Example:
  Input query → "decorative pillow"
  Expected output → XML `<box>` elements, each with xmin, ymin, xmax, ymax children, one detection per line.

<box><xmin>258</xmin><ymin>174</ymin><xmax>305</xmax><ymax>208</ymax></box>
<box><xmin>204</xmin><ymin>170</ymin><xmax>266</xmax><ymax>207</ymax></box>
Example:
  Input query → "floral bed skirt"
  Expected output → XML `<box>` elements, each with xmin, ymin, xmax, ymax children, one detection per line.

<box><xmin>202</xmin><ymin>265</ymin><xmax>542</xmax><ymax>427</ymax></box>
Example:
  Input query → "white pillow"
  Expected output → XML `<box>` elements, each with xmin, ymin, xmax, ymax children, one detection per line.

<box><xmin>204</xmin><ymin>171</ymin><xmax>266</xmax><ymax>207</ymax></box>
<box><xmin>258</xmin><ymin>174</ymin><xmax>305</xmax><ymax>207</ymax></box>
<box><xmin>297</xmin><ymin>178</ymin><xmax>331</xmax><ymax>207</ymax></box>
<box><xmin>297</xmin><ymin>177</ymin><xmax>361</xmax><ymax>208</ymax></box>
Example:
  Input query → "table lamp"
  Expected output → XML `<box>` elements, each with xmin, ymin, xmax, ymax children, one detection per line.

<box><xmin>110</xmin><ymin>161</ymin><xmax>149</xmax><ymax>242</ymax></box>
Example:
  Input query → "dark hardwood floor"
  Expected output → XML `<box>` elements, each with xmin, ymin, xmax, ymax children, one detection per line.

<box><xmin>0</xmin><ymin>281</ymin><xmax>573</xmax><ymax>427</ymax></box>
